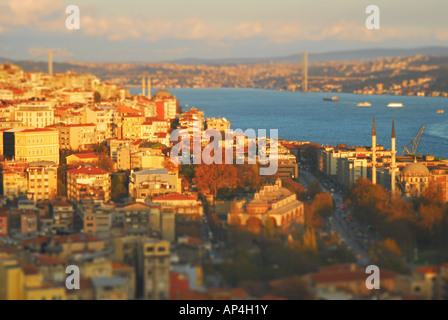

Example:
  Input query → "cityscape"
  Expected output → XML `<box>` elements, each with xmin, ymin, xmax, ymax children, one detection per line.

<box><xmin>1</xmin><ymin>0</ymin><xmax>448</xmax><ymax>304</ymax></box>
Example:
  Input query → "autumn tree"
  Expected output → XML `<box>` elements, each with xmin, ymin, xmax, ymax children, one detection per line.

<box><xmin>369</xmin><ymin>238</ymin><xmax>408</xmax><ymax>273</ymax></box>
<box><xmin>94</xmin><ymin>154</ymin><xmax>115</xmax><ymax>173</ymax></box>
<box><xmin>163</xmin><ymin>156</ymin><xmax>178</xmax><ymax>173</ymax></box>
<box><xmin>281</xmin><ymin>177</ymin><xmax>306</xmax><ymax>201</ymax></box>
<box><xmin>193</xmin><ymin>163</ymin><xmax>238</xmax><ymax>198</ymax></box>
<box><xmin>236</xmin><ymin>164</ymin><xmax>260</xmax><ymax>191</ymax></box>
<box><xmin>307</xmin><ymin>179</ymin><xmax>321</xmax><ymax>199</ymax></box>
<box><xmin>312</xmin><ymin>192</ymin><xmax>334</xmax><ymax>219</ymax></box>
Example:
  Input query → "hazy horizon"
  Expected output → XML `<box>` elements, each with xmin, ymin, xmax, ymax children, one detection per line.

<box><xmin>1</xmin><ymin>0</ymin><xmax>448</xmax><ymax>62</ymax></box>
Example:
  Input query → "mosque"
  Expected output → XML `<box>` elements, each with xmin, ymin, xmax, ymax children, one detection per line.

<box><xmin>371</xmin><ymin>117</ymin><xmax>447</xmax><ymax>200</ymax></box>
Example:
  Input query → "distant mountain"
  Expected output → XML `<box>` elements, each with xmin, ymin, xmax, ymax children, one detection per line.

<box><xmin>167</xmin><ymin>46</ymin><xmax>448</xmax><ymax>65</ymax></box>
<box><xmin>1</xmin><ymin>46</ymin><xmax>448</xmax><ymax>73</ymax></box>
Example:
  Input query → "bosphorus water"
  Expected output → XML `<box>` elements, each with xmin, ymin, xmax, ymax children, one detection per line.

<box><xmin>130</xmin><ymin>88</ymin><xmax>448</xmax><ymax>159</ymax></box>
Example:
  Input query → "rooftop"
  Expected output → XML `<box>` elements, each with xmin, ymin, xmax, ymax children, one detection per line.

<box><xmin>67</xmin><ymin>166</ymin><xmax>109</xmax><ymax>175</ymax></box>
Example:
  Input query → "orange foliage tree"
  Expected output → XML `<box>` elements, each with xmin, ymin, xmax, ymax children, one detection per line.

<box><xmin>193</xmin><ymin>163</ymin><xmax>238</xmax><ymax>198</ymax></box>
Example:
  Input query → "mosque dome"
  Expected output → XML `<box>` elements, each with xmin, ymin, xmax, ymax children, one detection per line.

<box><xmin>153</xmin><ymin>89</ymin><xmax>172</xmax><ymax>99</ymax></box>
<box><xmin>402</xmin><ymin>163</ymin><xmax>430</xmax><ymax>176</ymax></box>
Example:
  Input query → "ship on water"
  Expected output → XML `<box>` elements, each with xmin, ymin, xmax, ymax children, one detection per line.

<box><xmin>437</xmin><ymin>109</ymin><xmax>445</xmax><ymax>114</ymax></box>
<box><xmin>387</xmin><ymin>102</ymin><xmax>404</xmax><ymax>108</ymax></box>
<box><xmin>323</xmin><ymin>96</ymin><xmax>339</xmax><ymax>102</ymax></box>
<box><xmin>357</xmin><ymin>102</ymin><xmax>372</xmax><ymax>107</ymax></box>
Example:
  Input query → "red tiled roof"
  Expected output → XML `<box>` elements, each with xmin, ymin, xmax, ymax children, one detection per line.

<box><xmin>54</xmin><ymin>233</ymin><xmax>101</xmax><ymax>244</ymax></box>
<box><xmin>67</xmin><ymin>166</ymin><xmax>109</xmax><ymax>175</ymax></box>
<box><xmin>155</xmin><ymin>132</ymin><xmax>168</xmax><ymax>138</ymax></box>
<box><xmin>146</xmin><ymin>117</ymin><xmax>166</xmax><ymax>122</ymax></box>
<box><xmin>70</xmin><ymin>153</ymin><xmax>98</xmax><ymax>159</ymax></box>
<box><xmin>20</xmin><ymin>128</ymin><xmax>56</xmax><ymax>133</ymax></box>
<box><xmin>123</xmin><ymin>114</ymin><xmax>143</xmax><ymax>118</ymax></box>
<box><xmin>111</xmin><ymin>262</ymin><xmax>133</xmax><ymax>270</ymax></box>
<box><xmin>23</xmin><ymin>235</ymin><xmax>51</xmax><ymax>246</ymax></box>
<box><xmin>132</xmin><ymin>139</ymin><xmax>142</xmax><ymax>146</ymax></box>
<box><xmin>310</xmin><ymin>268</ymin><xmax>395</xmax><ymax>284</ymax></box>
<box><xmin>117</xmin><ymin>105</ymin><xmax>140</xmax><ymax>114</ymax></box>
<box><xmin>33</xmin><ymin>254</ymin><xmax>66</xmax><ymax>265</ymax></box>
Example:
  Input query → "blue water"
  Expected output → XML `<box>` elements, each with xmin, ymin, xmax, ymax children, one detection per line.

<box><xmin>131</xmin><ymin>88</ymin><xmax>448</xmax><ymax>159</ymax></box>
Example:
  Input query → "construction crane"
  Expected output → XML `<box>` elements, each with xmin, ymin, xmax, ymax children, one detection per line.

<box><xmin>402</xmin><ymin>126</ymin><xmax>425</xmax><ymax>156</ymax></box>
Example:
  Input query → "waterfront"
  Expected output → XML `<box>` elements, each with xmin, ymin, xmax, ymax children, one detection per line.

<box><xmin>131</xmin><ymin>88</ymin><xmax>448</xmax><ymax>159</ymax></box>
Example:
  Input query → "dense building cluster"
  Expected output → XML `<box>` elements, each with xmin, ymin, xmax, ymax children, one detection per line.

<box><xmin>0</xmin><ymin>63</ymin><xmax>304</xmax><ymax>300</ymax></box>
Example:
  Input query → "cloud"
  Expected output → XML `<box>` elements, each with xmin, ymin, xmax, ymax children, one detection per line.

<box><xmin>308</xmin><ymin>20</ymin><xmax>404</xmax><ymax>43</ymax></box>
<box><xmin>434</xmin><ymin>29</ymin><xmax>448</xmax><ymax>41</ymax></box>
<box><xmin>81</xmin><ymin>16</ymin><xmax>224</xmax><ymax>42</ymax></box>
<box><xmin>0</xmin><ymin>0</ymin><xmax>65</xmax><ymax>26</ymax></box>
<box><xmin>28</xmin><ymin>47</ymin><xmax>74</xmax><ymax>58</ymax></box>
<box><xmin>0</xmin><ymin>0</ymin><xmax>428</xmax><ymax>53</ymax></box>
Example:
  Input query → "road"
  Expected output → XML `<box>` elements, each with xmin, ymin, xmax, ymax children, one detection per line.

<box><xmin>299</xmin><ymin>169</ymin><xmax>371</xmax><ymax>266</ymax></box>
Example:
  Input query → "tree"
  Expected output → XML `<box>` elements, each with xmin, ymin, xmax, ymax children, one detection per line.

<box><xmin>307</xmin><ymin>179</ymin><xmax>321</xmax><ymax>199</ymax></box>
<box><xmin>94</xmin><ymin>91</ymin><xmax>101</xmax><ymax>103</ymax></box>
<box><xmin>193</xmin><ymin>163</ymin><xmax>238</xmax><ymax>198</ymax></box>
<box><xmin>236</xmin><ymin>164</ymin><xmax>260</xmax><ymax>191</ymax></box>
<box><xmin>95</xmin><ymin>154</ymin><xmax>115</xmax><ymax>173</ymax></box>
<box><xmin>163</xmin><ymin>156</ymin><xmax>178</xmax><ymax>173</ymax></box>
<box><xmin>111</xmin><ymin>174</ymin><xmax>128</xmax><ymax>201</ymax></box>
<box><xmin>312</xmin><ymin>192</ymin><xmax>334</xmax><ymax>219</ymax></box>
<box><xmin>281</xmin><ymin>177</ymin><xmax>306</xmax><ymax>200</ymax></box>
<box><xmin>57</xmin><ymin>182</ymin><xmax>67</xmax><ymax>197</ymax></box>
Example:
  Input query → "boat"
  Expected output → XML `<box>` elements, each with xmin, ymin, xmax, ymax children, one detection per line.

<box><xmin>324</xmin><ymin>96</ymin><xmax>339</xmax><ymax>102</ymax></box>
<box><xmin>357</xmin><ymin>102</ymin><xmax>372</xmax><ymax>107</ymax></box>
<box><xmin>437</xmin><ymin>109</ymin><xmax>445</xmax><ymax>114</ymax></box>
<box><xmin>387</xmin><ymin>103</ymin><xmax>404</xmax><ymax>108</ymax></box>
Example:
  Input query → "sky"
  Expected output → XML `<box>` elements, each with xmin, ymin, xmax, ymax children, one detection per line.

<box><xmin>1</xmin><ymin>0</ymin><xmax>448</xmax><ymax>62</ymax></box>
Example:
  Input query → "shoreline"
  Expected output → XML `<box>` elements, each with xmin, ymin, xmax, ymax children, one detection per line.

<box><xmin>125</xmin><ymin>86</ymin><xmax>448</xmax><ymax>99</ymax></box>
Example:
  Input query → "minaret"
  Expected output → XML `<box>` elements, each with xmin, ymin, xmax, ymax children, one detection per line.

<box><xmin>142</xmin><ymin>75</ymin><xmax>146</xmax><ymax>96</ymax></box>
<box><xmin>48</xmin><ymin>50</ymin><xmax>53</xmax><ymax>76</ymax></box>
<box><xmin>302</xmin><ymin>52</ymin><xmax>308</xmax><ymax>92</ymax></box>
<box><xmin>390</xmin><ymin>117</ymin><xmax>397</xmax><ymax>196</ymax></box>
<box><xmin>371</xmin><ymin>116</ymin><xmax>377</xmax><ymax>185</ymax></box>
<box><xmin>147</xmin><ymin>76</ymin><xmax>151</xmax><ymax>99</ymax></box>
